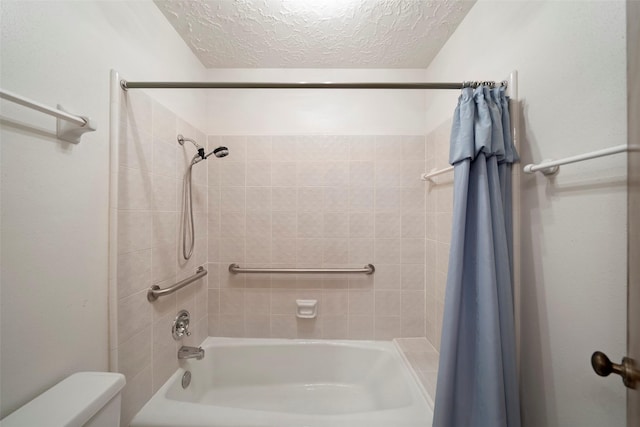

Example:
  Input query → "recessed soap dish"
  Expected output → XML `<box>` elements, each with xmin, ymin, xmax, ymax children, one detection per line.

<box><xmin>296</xmin><ymin>299</ymin><xmax>317</xmax><ymax>319</ymax></box>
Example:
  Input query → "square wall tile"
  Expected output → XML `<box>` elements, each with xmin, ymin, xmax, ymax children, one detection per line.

<box><xmin>246</xmin><ymin>136</ymin><xmax>272</xmax><ymax>161</ymax></box>
<box><xmin>322</xmin><ymin>290</ymin><xmax>348</xmax><ymax>315</ymax></box>
<box><xmin>297</xmin><ymin>162</ymin><xmax>325</xmax><ymax>187</ymax></box>
<box><xmin>375</xmin><ymin>162</ymin><xmax>402</xmax><ymax>188</ymax></box>
<box><xmin>401</xmin><ymin>136</ymin><xmax>426</xmax><ymax>161</ymax></box>
<box><xmin>118</xmin><ymin>326</ymin><xmax>151</xmax><ymax>380</ymax></box>
<box><xmin>245</xmin><ymin>289</ymin><xmax>271</xmax><ymax>315</ymax></box>
<box><xmin>324</xmin><ymin>213</ymin><xmax>348</xmax><ymax>238</ymax></box>
<box><xmin>350</xmin><ymin>162</ymin><xmax>374</xmax><ymax>188</ymax></box>
<box><xmin>375</xmin><ymin>290</ymin><xmax>401</xmax><ymax>316</ymax></box>
<box><xmin>246</xmin><ymin>162</ymin><xmax>271</xmax><ymax>187</ymax></box>
<box><xmin>374</xmin><ymin>316</ymin><xmax>401</xmax><ymax>340</ymax></box>
<box><xmin>221</xmin><ymin>187</ymin><xmax>246</xmax><ymax>212</ymax></box>
<box><xmin>152</xmin><ymin>102</ymin><xmax>176</xmax><ymax>145</ymax></box>
<box><xmin>375</xmin><ymin>213</ymin><xmax>401</xmax><ymax>238</ymax></box>
<box><xmin>271</xmin><ymin>162</ymin><xmax>297</xmax><ymax>186</ymax></box>
<box><xmin>246</xmin><ymin>187</ymin><xmax>272</xmax><ymax>211</ymax></box>
<box><xmin>349</xmin><ymin>136</ymin><xmax>374</xmax><ymax>161</ymax></box>
<box><xmin>349</xmin><ymin>212</ymin><xmax>374</xmax><ymax>238</ymax></box>
<box><xmin>220</xmin><ymin>136</ymin><xmax>247</xmax><ymax>161</ymax></box>
<box><xmin>324</xmin><ymin>162</ymin><xmax>349</xmax><ymax>187</ymax></box>
<box><xmin>323</xmin><ymin>239</ymin><xmax>348</xmax><ymax>264</ymax></box>
<box><xmin>325</xmin><ymin>188</ymin><xmax>349</xmax><ymax>212</ymax></box>
<box><xmin>402</xmin><ymin>239</ymin><xmax>426</xmax><ymax>264</ymax></box>
<box><xmin>245</xmin><ymin>315</ymin><xmax>271</xmax><ymax>338</ymax></box>
<box><xmin>118</xmin><ymin>167</ymin><xmax>152</xmax><ymax>210</ymax></box>
<box><xmin>118</xmin><ymin>211</ymin><xmax>152</xmax><ymax>254</ymax></box>
<box><xmin>322</xmin><ymin>316</ymin><xmax>348</xmax><ymax>339</ymax></box>
<box><xmin>118</xmin><ymin>250</ymin><xmax>152</xmax><ymax>299</ymax></box>
<box><xmin>348</xmin><ymin>316</ymin><xmax>374</xmax><ymax>339</ymax></box>
<box><xmin>375</xmin><ymin>136</ymin><xmax>402</xmax><ymax>162</ymax></box>
<box><xmin>374</xmin><ymin>264</ymin><xmax>401</xmax><ymax>290</ymax></box>
<box><xmin>271</xmin><ymin>136</ymin><xmax>297</xmax><ymax>161</ymax></box>
<box><xmin>272</xmin><ymin>212</ymin><xmax>297</xmax><ymax>238</ymax></box>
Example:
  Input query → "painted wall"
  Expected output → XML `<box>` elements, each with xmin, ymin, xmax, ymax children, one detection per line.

<box><xmin>423</xmin><ymin>1</ymin><xmax>628</xmax><ymax>426</ymax></box>
<box><xmin>205</xmin><ymin>69</ymin><xmax>428</xmax><ymax>135</ymax></box>
<box><xmin>0</xmin><ymin>0</ymin><xmax>206</xmax><ymax>419</ymax></box>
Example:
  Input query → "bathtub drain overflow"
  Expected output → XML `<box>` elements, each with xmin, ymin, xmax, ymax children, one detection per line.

<box><xmin>182</xmin><ymin>371</ymin><xmax>191</xmax><ymax>389</ymax></box>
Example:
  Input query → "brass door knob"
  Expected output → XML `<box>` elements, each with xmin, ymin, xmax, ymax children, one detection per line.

<box><xmin>591</xmin><ymin>351</ymin><xmax>639</xmax><ymax>389</ymax></box>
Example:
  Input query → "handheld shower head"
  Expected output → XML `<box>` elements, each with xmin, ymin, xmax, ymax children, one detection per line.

<box><xmin>199</xmin><ymin>146</ymin><xmax>229</xmax><ymax>161</ymax></box>
<box><xmin>211</xmin><ymin>146</ymin><xmax>229</xmax><ymax>158</ymax></box>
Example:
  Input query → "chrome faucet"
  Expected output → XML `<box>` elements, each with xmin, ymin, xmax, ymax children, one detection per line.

<box><xmin>178</xmin><ymin>346</ymin><xmax>205</xmax><ymax>360</ymax></box>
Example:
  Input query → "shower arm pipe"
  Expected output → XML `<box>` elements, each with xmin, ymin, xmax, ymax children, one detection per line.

<box><xmin>147</xmin><ymin>266</ymin><xmax>207</xmax><ymax>302</ymax></box>
<box><xmin>229</xmin><ymin>264</ymin><xmax>375</xmax><ymax>275</ymax></box>
<box><xmin>523</xmin><ymin>144</ymin><xmax>639</xmax><ymax>175</ymax></box>
<box><xmin>120</xmin><ymin>81</ymin><xmax>507</xmax><ymax>90</ymax></box>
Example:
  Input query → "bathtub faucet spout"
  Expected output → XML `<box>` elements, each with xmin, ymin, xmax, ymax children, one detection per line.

<box><xmin>178</xmin><ymin>346</ymin><xmax>205</xmax><ymax>360</ymax></box>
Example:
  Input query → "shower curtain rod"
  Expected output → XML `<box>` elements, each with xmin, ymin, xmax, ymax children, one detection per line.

<box><xmin>120</xmin><ymin>80</ymin><xmax>507</xmax><ymax>90</ymax></box>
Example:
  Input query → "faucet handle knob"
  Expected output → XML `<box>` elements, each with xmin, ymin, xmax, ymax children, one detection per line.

<box><xmin>172</xmin><ymin>310</ymin><xmax>192</xmax><ymax>340</ymax></box>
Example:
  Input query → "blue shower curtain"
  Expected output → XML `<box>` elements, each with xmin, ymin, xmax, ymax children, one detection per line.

<box><xmin>433</xmin><ymin>86</ymin><xmax>521</xmax><ymax>427</ymax></box>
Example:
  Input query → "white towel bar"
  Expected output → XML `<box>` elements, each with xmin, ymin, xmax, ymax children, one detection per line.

<box><xmin>523</xmin><ymin>145</ymin><xmax>634</xmax><ymax>175</ymax></box>
<box><xmin>0</xmin><ymin>88</ymin><xmax>96</xmax><ymax>143</ymax></box>
<box><xmin>421</xmin><ymin>166</ymin><xmax>454</xmax><ymax>181</ymax></box>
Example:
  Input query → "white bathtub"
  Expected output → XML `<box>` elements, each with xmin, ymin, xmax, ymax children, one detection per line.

<box><xmin>131</xmin><ymin>337</ymin><xmax>433</xmax><ymax>427</ymax></box>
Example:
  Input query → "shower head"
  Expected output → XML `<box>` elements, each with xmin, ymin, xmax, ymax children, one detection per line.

<box><xmin>211</xmin><ymin>146</ymin><xmax>229</xmax><ymax>158</ymax></box>
<box><xmin>188</xmin><ymin>146</ymin><xmax>230</xmax><ymax>165</ymax></box>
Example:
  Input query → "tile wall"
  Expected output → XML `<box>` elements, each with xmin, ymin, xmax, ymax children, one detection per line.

<box><xmin>113</xmin><ymin>124</ymin><xmax>451</xmax><ymax>423</ymax></box>
<box><xmin>424</xmin><ymin>120</ymin><xmax>454</xmax><ymax>351</ymax></box>
<box><xmin>206</xmin><ymin>135</ymin><xmax>429</xmax><ymax>340</ymax></box>
<box><xmin>114</xmin><ymin>90</ymin><xmax>209</xmax><ymax>425</ymax></box>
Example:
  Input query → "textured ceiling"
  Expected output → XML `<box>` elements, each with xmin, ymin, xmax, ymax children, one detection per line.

<box><xmin>154</xmin><ymin>0</ymin><xmax>476</xmax><ymax>69</ymax></box>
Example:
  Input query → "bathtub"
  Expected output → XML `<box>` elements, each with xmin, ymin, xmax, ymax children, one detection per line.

<box><xmin>130</xmin><ymin>337</ymin><xmax>433</xmax><ymax>427</ymax></box>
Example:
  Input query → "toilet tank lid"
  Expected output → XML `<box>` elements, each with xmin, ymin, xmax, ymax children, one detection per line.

<box><xmin>0</xmin><ymin>372</ymin><xmax>126</xmax><ymax>427</ymax></box>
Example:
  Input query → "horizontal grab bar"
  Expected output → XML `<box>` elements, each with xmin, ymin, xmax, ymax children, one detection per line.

<box><xmin>228</xmin><ymin>264</ymin><xmax>375</xmax><ymax>275</ymax></box>
<box><xmin>147</xmin><ymin>266</ymin><xmax>207</xmax><ymax>302</ymax></box>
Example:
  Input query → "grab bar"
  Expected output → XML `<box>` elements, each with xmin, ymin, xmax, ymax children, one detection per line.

<box><xmin>147</xmin><ymin>266</ymin><xmax>208</xmax><ymax>302</ymax></box>
<box><xmin>228</xmin><ymin>264</ymin><xmax>375</xmax><ymax>275</ymax></box>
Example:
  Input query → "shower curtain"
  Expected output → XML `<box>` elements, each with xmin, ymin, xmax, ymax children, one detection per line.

<box><xmin>433</xmin><ymin>86</ymin><xmax>521</xmax><ymax>427</ymax></box>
